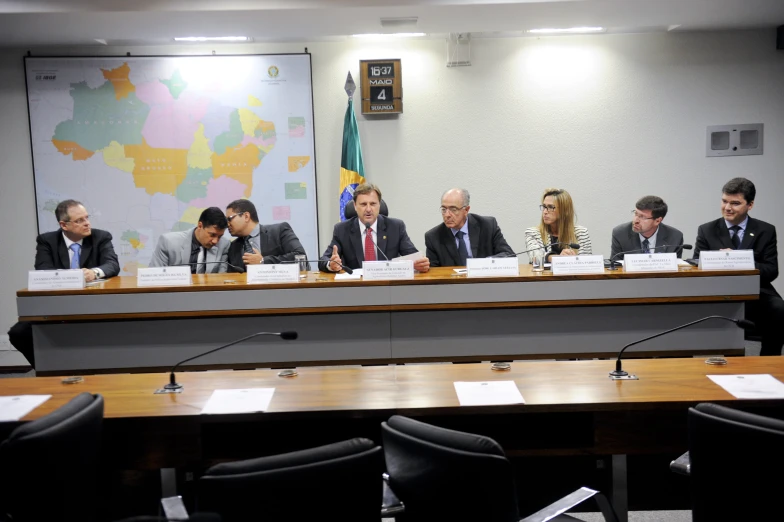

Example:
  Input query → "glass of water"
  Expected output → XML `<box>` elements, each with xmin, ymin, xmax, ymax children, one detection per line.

<box><xmin>295</xmin><ymin>254</ymin><xmax>308</xmax><ymax>279</ymax></box>
<box><xmin>531</xmin><ymin>250</ymin><xmax>544</xmax><ymax>272</ymax></box>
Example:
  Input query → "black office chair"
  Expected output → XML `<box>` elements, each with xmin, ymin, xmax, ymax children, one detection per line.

<box><xmin>344</xmin><ymin>199</ymin><xmax>389</xmax><ymax>220</ymax></box>
<box><xmin>0</xmin><ymin>392</ymin><xmax>104</xmax><ymax>522</ymax></box>
<box><xmin>198</xmin><ymin>437</ymin><xmax>383</xmax><ymax>522</ymax></box>
<box><xmin>672</xmin><ymin>402</ymin><xmax>784</xmax><ymax>521</ymax></box>
<box><xmin>382</xmin><ymin>415</ymin><xmax>618</xmax><ymax>522</ymax></box>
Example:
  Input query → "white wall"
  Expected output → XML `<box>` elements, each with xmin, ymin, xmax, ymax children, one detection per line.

<box><xmin>2</xmin><ymin>30</ymin><xmax>783</xmax><ymax>335</ymax></box>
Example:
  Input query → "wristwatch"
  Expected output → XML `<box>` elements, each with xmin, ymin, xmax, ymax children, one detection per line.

<box><xmin>92</xmin><ymin>268</ymin><xmax>101</xmax><ymax>279</ymax></box>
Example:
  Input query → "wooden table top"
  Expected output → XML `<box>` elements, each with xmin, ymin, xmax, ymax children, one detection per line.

<box><xmin>5</xmin><ymin>357</ymin><xmax>782</xmax><ymax>422</ymax></box>
<box><xmin>17</xmin><ymin>265</ymin><xmax>758</xmax><ymax>297</ymax></box>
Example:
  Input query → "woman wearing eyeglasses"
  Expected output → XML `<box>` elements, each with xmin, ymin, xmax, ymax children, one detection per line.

<box><xmin>524</xmin><ymin>188</ymin><xmax>592</xmax><ymax>261</ymax></box>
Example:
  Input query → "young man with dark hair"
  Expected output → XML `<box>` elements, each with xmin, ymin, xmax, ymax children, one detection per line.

<box><xmin>694</xmin><ymin>177</ymin><xmax>784</xmax><ymax>356</ymax></box>
<box><xmin>611</xmin><ymin>195</ymin><xmax>684</xmax><ymax>259</ymax></box>
<box><xmin>149</xmin><ymin>207</ymin><xmax>230</xmax><ymax>273</ymax></box>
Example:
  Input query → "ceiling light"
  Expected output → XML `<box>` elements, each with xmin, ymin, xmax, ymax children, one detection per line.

<box><xmin>351</xmin><ymin>33</ymin><xmax>426</xmax><ymax>38</ymax></box>
<box><xmin>527</xmin><ymin>27</ymin><xmax>605</xmax><ymax>35</ymax></box>
<box><xmin>173</xmin><ymin>36</ymin><xmax>250</xmax><ymax>42</ymax></box>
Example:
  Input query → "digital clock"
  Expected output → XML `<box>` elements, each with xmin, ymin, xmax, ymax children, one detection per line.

<box><xmin>360</xmin><ymin>59</ymin><xmax>402</xmax><ymax>114</ymax></box>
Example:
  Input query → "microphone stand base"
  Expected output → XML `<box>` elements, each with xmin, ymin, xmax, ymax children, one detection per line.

<box><xmin>154</xmin><ymin>382</ymin><xmax>184</xmax><ymax>394</ymax></box>
<box><xmin>609</xmin><ymin>373</ymin><xmax>639</xmax><ymax>380</ymax></box>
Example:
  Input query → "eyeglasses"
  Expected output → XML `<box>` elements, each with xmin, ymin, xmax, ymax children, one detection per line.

<box><xmin>539</xmin><ymin>205</ymin><xmax>557</xmax><ymax>212</ymax></box>
<box><xmin>227</xmin><ymin>212</ymin><xmax>246</xmax><ymax>222</ymax></box>
<box><xmin>440</xmin><ymin>206</ymin><xmax>466</xmax><ymax>215</ymax></box>
<box><xmin>63</xmin><ymin>215</ymin><xmax>90</xmax><ymax>225</ymax></box>
<box><xmin>631</xmin><ymin>210</ymin><xmax>655</xmax><ymax>221</ymax></box>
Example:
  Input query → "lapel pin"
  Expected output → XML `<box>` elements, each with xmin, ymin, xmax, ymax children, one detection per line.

<box><xmin>383</xmin><ymin>236</ymin><xmax>387</xmax><ymax>240</ymax></box>
<box><xmin>750</xmin><ymin>233</ymin><xmax>755</xmax><ymax>237</ymax></box>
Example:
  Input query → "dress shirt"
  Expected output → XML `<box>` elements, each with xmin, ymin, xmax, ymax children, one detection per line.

<box><xmin>724</xmin><ymin>216</ymin><xmax>748</xmax><ymax>246</ymax></box>
<box><xmin>62</xmin><ymin>232</ymin><xmax>105</xmax><ymax>278</ymax></box>
<box><xmin>451</xmin><ymin>220</ymin><xmax>473</xmax><ymax>259</ymax></box>
<box><xmin>638</xmin><ymin>227</ymin><xmax>659</xmax><ymax>253</ymax></box>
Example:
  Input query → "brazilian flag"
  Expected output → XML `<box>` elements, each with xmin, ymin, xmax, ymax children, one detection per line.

<box><xmin>339</xmin><ymin>97</ymin><xmax>365</xmax><ymax>221</ymax></box>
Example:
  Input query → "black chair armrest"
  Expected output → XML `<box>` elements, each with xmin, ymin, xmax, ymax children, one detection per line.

<box><xmin>670</xmin><ymin>451</ymin><xmax>691</xmax><ymax>476</ymax></box>
<box><xmin>381</xmin><ymin>473</ymin><xmax>405</xmax><ymax>517</ymax></box>
<box><xmin>520</xmin><ymin>487</ymin><xmax>618</xmax><ymax>522</ymax></box>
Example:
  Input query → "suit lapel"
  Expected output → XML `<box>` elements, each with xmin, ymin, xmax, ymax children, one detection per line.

<box><xmin>467</xmin><ymin>215</ymin><xmax>479</xmax><ymax>258</ymax></box>
<box><xmin>739</xmin><ymin>217</ymin><xmax>757</xmax><ymax>250</ymax></box>
<box><xmin>656</xmin><ymin>225</ymin><xmax>669</xmax><ymax>251</ymax></box>
<box><xmin>258</xmin><ymin>225</ymin><xmax>269</xmax><ymax>254</ymax></box>
<box><xmin>628</xmin><ymin>226</ymin><xmax>642</xmax><ymax>252</ymax></box>
<box><xmin>716</xmin><ymin>220</ymin><xmax>734</xmax><ymax>249</ymax></box>
<box><xmin>377</xmin><ymin>215</ymin><xmax>388</xmax><ymax>259</ymax></box>
<box><xmin>57</xmin><ymin>233</ymin><xmax>70</xmax><ymax>269</ymax></box>
<box><xmin>80</xmin><ymin>235</ymin><xmax>93</xmax><ymax>268</ymax></box>
<box><xmin>441</xmin><ymin>224</ymin><xmax>460</xmax><ymax>264</ymax></box>
<box><xmin>348</xmin><ymin>218</ymin><xmax>364</xmax><ymax>263</ymax></box>
<box><xmin>181</xmin><ymin>229</ymin><xmax>193</xmax><ymax>265</ymax></box>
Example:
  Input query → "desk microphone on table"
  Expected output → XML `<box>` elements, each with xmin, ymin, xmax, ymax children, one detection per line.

<box><xmin>157</xmin><ymin>330</ymin><xmax>298</xmax><ymax>393</ymax></box>
<box><xmin>491</xmin><ymin>242</ymin><xmax>581</xmax><ymax>259</ymax></box>
<box><xmin>178</xmin><ymin>260</ymin><xmax>245</xmax><ymax>272</ymax></box>
<box><xmin>609</xmin><ymin>315</ymin><xmax>754</xmax><ymax>380</ymax></box>
<box><xmin>285</xmin><ymin>258</ymin><xmax>354</xmax><ymax>275</ymax></box>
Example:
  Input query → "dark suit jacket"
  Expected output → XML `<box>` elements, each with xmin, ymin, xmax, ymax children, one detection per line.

<box><xmin>227</xmin><ymin>222</ymin><xmax>307</xmax><ymax>273</ymax></box>
<box><xmin>610</xmin><ymin>222</ymin><xmax>684</xmax><ymax>260</ymax></box>
<box><xmin>319</xmin><ymin>215</ymin><xmax>418</xmax><ymax>271</ymax></box>
<box><xmin>424</xmin><ymin>214</ymin><xmax>514</xmax><ymax>267</ymax></box>
<box><xmin>694</xmin><ymin>216</ymin><xmax>779</xmax><ymax>296</ymax></box>
<box><xmin>34</xmin><ymin>229</ymin><xmax>120</xmax><ymax>277</ymax></box>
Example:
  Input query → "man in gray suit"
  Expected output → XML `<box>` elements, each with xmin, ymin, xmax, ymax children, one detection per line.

<box><xmin>149</xmin><ymin>207</ymin><xmax>231</xmax><ymax>273</ymax></box>
<box><xmin>610</xmin><ymin>195</ymin><xmax>684</xmax><ymax>260</ymax></box>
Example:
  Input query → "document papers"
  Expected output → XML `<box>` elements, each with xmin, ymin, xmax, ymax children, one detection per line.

<box><xmin>335</xmin><ymin>269</ymin><xmax>362</xmax><ymax>280</ymax></box>
<box><xmin>707</xmin><ymin>374</ymin><xmax>784</xmax><ymax>399</ymax></box>
<box><xmin>453</xmin><ymin>381</ymin><xmax>525</xmax><ymax>406</ymax></box>
<box><xmin>0</xmin><ymin>395</ymin><xmax>51</xmax><ymax>421</ymax></box>
<box><xmin>201</xmin><ymin>388</ymin><xmax>276</xmax><ymax>414</ymax></box>
<box><xmin>392</xmin><ymin>251</ymin><xmax>424</xmax><ymax>262</ymax></box>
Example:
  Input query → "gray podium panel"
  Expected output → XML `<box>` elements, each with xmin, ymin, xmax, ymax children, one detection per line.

<box><xmin>33</xmin><ymin>313</ymin><xmax>391</xmax><ymax>372</ymax></box>
<box><xmin>390</xmin><ymin>303</ymin><xmax>745</xmax><ymax>359</ymax></box>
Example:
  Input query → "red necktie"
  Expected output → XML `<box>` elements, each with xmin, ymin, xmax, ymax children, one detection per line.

<box><xmin>364</xmin><ymin>227</ymin><xmax>376</xmax><ymax>261</ymax></box>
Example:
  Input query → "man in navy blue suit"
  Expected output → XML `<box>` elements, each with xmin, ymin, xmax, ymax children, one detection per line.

<box><xmin>319</xmin><ymin>183</ymin><xmax>430</xmax><ymax>273</ymax></box>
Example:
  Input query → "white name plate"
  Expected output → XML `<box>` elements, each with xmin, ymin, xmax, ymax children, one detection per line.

<box><xmin>28</xmin><ymin>270</ymin><xmax>85</xmax><ymax>291</ymax></box>
<box><xmin>698</xmin><ymin>250</ymin><xmax>755</xmax><ymax>270</ymax></box>
<box><xmin>624</xmin><ymin>253</ymin><xmax>678</xmax><ymax>272</ymax></box>
<box><xmin>137</xmin><ymin>266</ymin><xmax>192</xmax><ymax>287</ymax></box>
<box><xmin>466</xmin><ymin>257</ymin><xmax>519</xmax><ymax>277</ymax></box>
<box><xmin>247</xmin><ymin>264</ymin><xmax>299</xmax><ymax>284</ymax></box>
<box><xmin>551</xmin><ymin>255</ymin><xmax>605</xmax><ymax>275</ymax></box>
<box><xmin>363</xmin><ymin>260</ymin><xmax>414</xmax><ymax>281</ymax></box>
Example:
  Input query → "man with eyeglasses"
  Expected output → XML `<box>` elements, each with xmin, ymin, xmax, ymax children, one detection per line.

<box><xmin>694</xmin><ymin>177</ymin><xmax>784</xmax><ymax>356</ymax></box>
<box><xmin>9</xmin><ymin>199</ymin><xmax>120</xmax><ymax>368</ymax></box>
<box><xmin>224</xmin><ymin>199</ymin><xmax>306</xmax><ymax>273</ymax></box>
<box><xmin>425</xmin><ymin>188</ymin><xmax>514</xmax><ymax>266</ymax></box>
<box><xmin>610</xmin><ymin>196</ymin><xmax>683</xmax><ymax>260</ymax></box>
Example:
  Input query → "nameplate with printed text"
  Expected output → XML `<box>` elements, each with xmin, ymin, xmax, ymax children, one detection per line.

<box><xmin>624</xmin><ymin>253</ymin><xmax>678</xmax><ymax>272</ymax></box>
<box><xmin>698</xmin><ymin>250</ymin><xmax>755</xmax><ymax>271</ymax></box>
<box><xmin>466</xmin><ymin>257</ymin><xmax>519</xmax><ymax>277</ymax></box>
<box><xmin>247</xmin><ymin>264</ymin><xmax>300</xmax><ymax>284</ymax></box>
<box><xmin>28</xmin><ymin>270</ymin><xmax>85</xmax><ymax>291</ymax></box>
<box><xmin>137</xmin><ymin>267</ymin><xmax>192</xmax><ymax>287</ymax></box>
<box><xmin>363</xmin><ymin>260</ymin><xmax>415</xmax><ymax>281</ymax></box>
<box><xmin>551</xmin><ymin>255</ymin><xmax>605</xmax><ymax>275</ymax></box>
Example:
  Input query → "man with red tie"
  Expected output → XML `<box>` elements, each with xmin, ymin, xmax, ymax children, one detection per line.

<box><xmin>319</xmin><ymin>183</ymin><xmax>430</xmax><ymax>273</ymax></box>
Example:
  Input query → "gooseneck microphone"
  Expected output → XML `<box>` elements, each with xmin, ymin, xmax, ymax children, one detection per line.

<box><xmin>365</xmin><ymin>224</ymin><xmax>389</xmax><ymax>261</ymax></box>
<box><xmin>179</xmin><ymin>260</ymin><xmax>245</xmax><ymax>272</ymax></box>
<box><xmin>161</xmin><ymin>330</ymin><xmax>298</xmax><ymax>392</ymax></box>
<box><xmin>609</xmin><ymin>316</ymin><xmax>754</xmax><ymax>379</ymax></box>
<box><xmin>286</xmin><ymin>258</ymin><xmax>354</xmax><ymax>275</ymax></box>
<box><xmin>491</xmin><ymin>241</ymin><xmax>581</xmax><ymax>259</ymax></box>
<box><xmin>607</xmin><ymin>244</ymin><xmax>692</xmax><ymax>270</ymax></box>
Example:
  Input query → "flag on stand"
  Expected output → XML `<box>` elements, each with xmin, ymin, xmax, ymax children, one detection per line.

<box><xmin>339</xmin><ymin>72</ymin><xmax>365</xmax><ymax>221</ymax></box>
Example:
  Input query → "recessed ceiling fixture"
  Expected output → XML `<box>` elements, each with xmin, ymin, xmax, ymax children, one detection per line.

<box><xmin>173</xmin><ymin>36</ymin><xmax>251</xmax><ymax>42</ymax></box>
<box><xmin>351</xmin><ymin>33</ymin><xmax>426</xmax><ymax>38</ymax></box>
<box><xmin>527</xmin><ymin>27</ymin><xmax>605</xmax><ymax>35</ymax></box>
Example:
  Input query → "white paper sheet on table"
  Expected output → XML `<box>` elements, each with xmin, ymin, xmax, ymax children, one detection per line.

<box><xmin>0</xmin><ymin>395</ymin><xmax>51</xmax><ymax>421</ymax></box>
<box><xmin>453</xmin><ymin>381</ymin><xmax>525</xmax><ymax>406</ymax></box>
<box><xmin>392</xmin><ymin>251</ymin><xmax>424</xmax><ymax>262</ymax></box>
<box><xmin>614</xmin><ymin>259</ymin><xmax>691</xmax><ymax>267</ymax></box>
<box><xmin>335</xmin><ymin>269</ymin><xmax>362</xmax><ymax>280</ymax></box>
<box><xmin>201</xmin><ymin>388</ymin><xmax>276</xmax><ymax>414</ymax></box>
<box><xmin>707</xmin><ymin>374</ymin><xmax>784</xmax><ymax>399</ymax></box>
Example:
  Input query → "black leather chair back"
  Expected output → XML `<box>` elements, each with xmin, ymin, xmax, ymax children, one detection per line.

<box><xmin>198</xmin><ymin>437</ymin><xmax>382</xmax><ymax>522</ymax></box>
<box><xmin>344</xmin><ymin>199</ymin><xmax>389</xmax><ymax>220</ymax></box>
<box><xmin>0</xmin><ymin>392</ymin><xmax>104</xmax><ymax>522</ymax></box>
<box><xmin>381</xmin><ymin>415</ymin><xmax>520</xmax><ymax>522</ymax></box>
<box><xmin>688</xmin><ymin>402</ymin><xmax>784</xmax><ymax>521</ymax></box>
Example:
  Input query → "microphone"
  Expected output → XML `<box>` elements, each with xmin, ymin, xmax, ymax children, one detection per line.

<box><xmin>178</xmin><ymin>260</ymin><xmax>245</xmax><ymax>272</ymax></box>
<box><xmin>287</xmin><ymin>258</ymin><xmax>354</xmax><ymax>275</ymax></box>
<box><xmin>491</xmin><ymin>241</ymin><xmax>581</xmax><ymax>259</ymax></box>
<box><xmin>160</xmin><ymin>330</ymin><xmax>298</xmax><ymax>392</ymax></box>
<box><xmin>609</xmin><ymin>316</ymin><xmax>754</xmax><ymax>379</ymax></box>
<box><xmin>607</xmin><ymin>244</ymin><xmax>692</xmax><ymax>270</ymax></box>
<box><xmin>365</xmin><ymin>224</ymin><xmax>389</xmax><ymax>261</ymax></box>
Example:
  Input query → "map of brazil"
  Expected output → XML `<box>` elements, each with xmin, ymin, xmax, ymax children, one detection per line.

<box><xmin>25</xmin><ymin>55</ymin><xmax>318</xmax><ymax>274</ymax></box>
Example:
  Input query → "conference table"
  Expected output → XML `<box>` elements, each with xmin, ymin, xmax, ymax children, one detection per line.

<box><xmin>16</xmin><ymin>265</ymin><xmax>758</xmax><ymax>375</ymax></box>
<box><xmin>2</xmin><ymin>356</ymin><xmax>783</xmax><ymax>518</ymax></box>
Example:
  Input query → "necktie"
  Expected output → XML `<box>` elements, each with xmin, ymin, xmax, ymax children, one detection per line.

<box><xmin>364</xmin><ymin>227</ymin><xmax>376</xmax><ymax>261</ymax></box>
<box><xmin>197</xmin><ymin>247</ymin><xmax>206</xmax><ymax>274</ymax></box>
<box><xmin>730</xmin><ymin>225</ymin><xmax>741</xmax><ymax>249</ymax></box>
<box><xmin>641</xmin><ymin>238</ymin><xmax>650</xmax><ymax>254</ymax></box>
<box><xmin>456</xmin><ymin>231</ymin><xmax>468</xmax><ymax>266</ymax></box>
<box><xmin>244</xmin><ymin>236</ymin><xmax>254</xmax><ymax>254</ymax></box>
<box><xmin>69</xmin><ymin>243</ymin><xmax>81</xmax><ymax>269</ymax></box>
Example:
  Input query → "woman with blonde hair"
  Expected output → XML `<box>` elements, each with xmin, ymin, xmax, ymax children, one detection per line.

<box><xmin>525</xmin><ymin>188</ymin><xmax>592</xmax><ymax>261</ymax></box>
